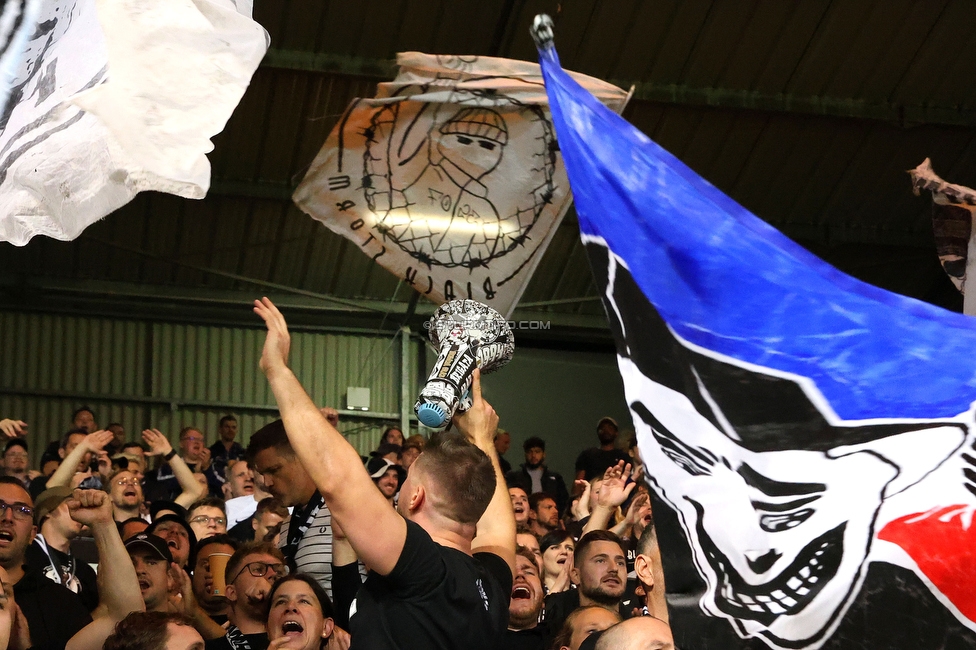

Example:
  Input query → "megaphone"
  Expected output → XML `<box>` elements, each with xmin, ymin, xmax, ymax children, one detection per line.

<box><xmin>414</xmin><ymin>300</ymin><xmax>515</xmax><ymax>429</ymax></box>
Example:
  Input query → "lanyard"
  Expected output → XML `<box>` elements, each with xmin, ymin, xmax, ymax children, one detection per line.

<box><xmin>35</xmin><ymin>534</ymin><xmax>75</xmax><ymax>587</ymax></box>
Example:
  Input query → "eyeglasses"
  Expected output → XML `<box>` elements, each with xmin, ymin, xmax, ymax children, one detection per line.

<box><xmin>231</xmin><ymin>561</ymin><xmax>288</xmax><ymax>583</ymax></box>
<box><xmin>4</xmin><ymin>453</ymin><xmax>27</xmax><ymax>460</ymax></box>
<box><xmin>0</xmin><ymin>500</ymin><xmax>33</xmax><ymax>521</ymax></box>
<box><xmin>115</xmin><ymin>477</ymin><xmax>140</xmax><ymax>487</ymax></box>
<box><xmin>189</xmin><ymin>515</ymin><xmax>226</xmax><ymax>526</ymax></box>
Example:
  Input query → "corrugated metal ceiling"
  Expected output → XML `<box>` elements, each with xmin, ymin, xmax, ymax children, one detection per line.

<box><xmin>2</xmin><ymin>0</ymin><xmax>975</xmax><ymax>343</ymax></box>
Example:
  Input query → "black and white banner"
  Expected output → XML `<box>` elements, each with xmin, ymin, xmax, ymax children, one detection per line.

<box><xmin>0</xmin><ymin>0</ymin><xmax>268</xmax><ymax>245</ymax></box>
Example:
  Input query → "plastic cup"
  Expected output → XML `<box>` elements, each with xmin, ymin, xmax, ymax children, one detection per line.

<box><xmin>208</xmin><ymin>553</ymin><xmax>233</xmax><ymax>596</ymax></box>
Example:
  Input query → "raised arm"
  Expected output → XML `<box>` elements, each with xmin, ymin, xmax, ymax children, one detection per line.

<box><xmin>582</xmin><ymin>461</ymin><xmax>635</xmax><ymax>535</ymax></box>
<box><xmin>48</xmin><ymin>431</ymin><xmax>113</xmax><ymax>489</ymax></box>
<box><xmin>65</xmin><ymin>490</ymin><xmax>144</xmax><ymax>650</ymax></box>
<box><xmin>142</xmin><ymin>429</ymin><xmax>206</xmax><ymax>507</ymax></box>
<box><xmin>0</xmin><ymin>420</ymin><xmax>27</xmax><ymax>438</ymax></box>
<box><xmin>455</xmin><ymin>370</ymin><xmax>516</xmax><ymax>575</ymax></box>
<box><xmin>254</xmin><ymin>297</ymin><xmax>406</xmax><ymax>575</ymax></box>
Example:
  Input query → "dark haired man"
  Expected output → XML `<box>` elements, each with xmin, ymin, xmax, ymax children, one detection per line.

<box><xmin>228</xmin><ymin>496</ymin><xmax>287</xmax><ymax>544</ymax></box>
<box><xmin>574</xmin><ymin>417</ymin><xmax>630</xmax><ymax>483</ymax></box>
<box><xmin>245</xmin><ymin>420</ymin><xmax>338</xmax><ymax>595</ymax></box>
<box><xmin>527</xmin><ymin>493</ymin><xmax>560</xmax><ymax>538</ymax></box>
<box><xmin>506</xmin><ymin>437</ymin><xmax>569</xmax><ymax>516</ymax></box>
<box><xmin>1</xmin><ymin>439</ymin><xmax>33</xmax><ymax>489</ymax></box>
<box><xmin>367</xmin><ymin>458</ymin><xmax>405</xmax><ymax>505</ymax></box>
<box><xmin>29</xmin><ymin>428</ymin><xmax>111</xmax><ymax>499</ymax></box>
<box><xmin>190</xmin><ymin>535</ymin><xmax>238</xmax><ymax>627</ymax></box>
<box><xmin>187</xmin><ymin>497</ymin><xmax>228</xmax><ymax>541</ymax></box>
<box><xmin>208</xmin><ymin>416</ymin><xmax>245</xmax><ymax>498</ymax></box>
<box><xmin>254</xmin><ymin>297</ymin><xmax>515</xmax><ymax>649</ymax></box>
<box><xmin>103</xmin><ymin>611</ymin><xmax>204</xmax><ymax>650</ymax></box>
<box><xmin>542</xmin><ymin>530</ymin><xmax>633</xmax><ymax>634</ymax></box>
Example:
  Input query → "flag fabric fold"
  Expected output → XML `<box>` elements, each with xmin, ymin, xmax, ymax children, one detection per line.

<box><xmin>536</xmin><ymin>20</ymin><xmax>976</xmax><ymax>650</ymax></box>
<box><xmin>293</xmin><ymin>53</ymin><xmax>629</xmax><ymax>318</ymax></box>
<box><xmin>0</xmin><ymin>0</ymin><xmax>269</xmax><ymax>246</ymax></box>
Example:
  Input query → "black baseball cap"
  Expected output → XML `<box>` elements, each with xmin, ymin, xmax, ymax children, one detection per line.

<box><xmin>124</xmin><ymin>532</ymin><xmax>174</xmax><ymax>563</ymax></box>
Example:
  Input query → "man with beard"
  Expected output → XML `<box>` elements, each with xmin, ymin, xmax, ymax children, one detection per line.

<box><xmin>543</xmin><ymin>531</ymin><xmax>633</xmax><ymax>634</ymax></box>
<box><xmin>208</xmin><ymin>416</ymin><xmax>245</xmax><ymax>498</ymax></box>
<box><xmin>0</xmin><ymin>477</ymin><xmax>92</xmax><ymax>649</ymax></box>
<box><xmin>504</xmin><ymin>548</ymin><xmax>548</xmax><ymax>649</ymax></box>
<box><xmin>574</xmin><ymin>418</ymin><xmax>630</xmax><ymax>483</ymax></box>
<box><xmin>27</xmin><ymin>486</ymin><xmax>99</xmax><ymax>611</ymax></box>
<box><xmin>510</xmin><ymin>487</ymin><xmax>530</xmax><ymax>531</ymax></box>
<box><xmin>204</xmin><ymin>542</ymin><xmax>287</xmax><ymax>650</ymax></box>
<box><xmin>109</xmin><ymin>469</ymin><xmax>146</xmax><ymax>524</ymax></box>
<box><xmin>367</xmin><ymin>458</ymin><xmax>405</xmax><ymax>506</ymax></box>
<box><xmin>527</xmin><ymin>494</ymin><xmax>560</xmax><ymax>538</ymax></box>
<box><xmin>190</xmin><ymin>535</ymin><xmax>238</xmax><ymax>626</ymax></box>
<box><xmin>507</xmin><ymin>438</ymin><xmax>568</xmax><ymax>516</ymax></box>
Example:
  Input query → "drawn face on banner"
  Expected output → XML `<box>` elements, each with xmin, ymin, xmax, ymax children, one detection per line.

<box><xmin>591</xmin><ymin>242</ymin><xmax>968</xmax><ymax>649</ymax></box>
<box><xmin>623</xmin><ymin>360</ymin><xmax>896</xmax><ymax>647</ymax></box>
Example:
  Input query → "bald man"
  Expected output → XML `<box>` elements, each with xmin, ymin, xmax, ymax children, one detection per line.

<box><xmin>587</xmin><ymin>616</ymin><xmax>674</xmax><ymax>650</ymax></box>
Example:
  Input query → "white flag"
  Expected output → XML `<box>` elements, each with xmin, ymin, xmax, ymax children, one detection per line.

<box><xmin>0</xmin><ymin>0</ymin><xmax>269</xmax><ymax>246</ymax></box>
<box><xmin>293</xmin><ymin>53</ymin><xmax>629</xmax><ymax>317</ymax></box>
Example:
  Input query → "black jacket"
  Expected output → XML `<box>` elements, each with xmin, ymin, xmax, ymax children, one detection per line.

<box><xmin>505</xmin><ymin>464</ymin><xmax>569</xmax><ymax>516</ymax></box>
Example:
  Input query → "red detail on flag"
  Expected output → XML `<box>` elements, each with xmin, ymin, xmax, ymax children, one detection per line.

<box><xmin>879</xmin><ymin>505</ymin><xmax>976</xmax><ymax>623</ymax></box>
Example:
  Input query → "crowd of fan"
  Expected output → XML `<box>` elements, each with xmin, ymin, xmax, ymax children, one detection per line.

<box><xmin>0</xmin><ymin>299</ymin><xmax>673</xmax><ymax>650</ymax></box>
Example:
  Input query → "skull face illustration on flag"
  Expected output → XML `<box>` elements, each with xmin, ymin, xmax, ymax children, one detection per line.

<box><xmin>533</xmin><ymin>14</ymin><xmax>976</xmax><ymax>649</ymax></box>
<box><xmin>293</xmin><ymin>53</ymin><xmax>629</xmax><ymax>317</ymax></box>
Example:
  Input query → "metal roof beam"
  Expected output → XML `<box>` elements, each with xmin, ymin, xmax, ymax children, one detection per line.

<box><xmin>260</xmin><ymin>48</ymin><xmax>976</xmax><ymax>128</ymax></box>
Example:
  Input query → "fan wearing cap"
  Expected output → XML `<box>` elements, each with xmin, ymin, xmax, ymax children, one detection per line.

<box><xmin>26</xmin><ymin>486</ymin><xmax>99</xmax><ymax>611</ymax></box>
<box><xmin>574</xmin><ymin>418</ymin><xmax>631</xmax><ymax>485</ymax></box>
<box><xmin>63</xmin><ymin>489</ymin><xmax>149</xmax><ymax>650</ymax></box>
<box><xmin>147</xmin><ymin>507</ymin><xmax>198</xmax><ymax>570</ymax></box>
<box><xmin>366</xmin><ymin>458</ymin><xmax>406</xmax><ymax>506</ymax></box>
<box><xmin>125</xmin><ymin>532</ymin><xmax>181</xmax><ymax>612</ymax></box>
<box><xmin>255</xmin><ymin>298</ymin><xmax>515</xmax><ymax>650</ymax></box>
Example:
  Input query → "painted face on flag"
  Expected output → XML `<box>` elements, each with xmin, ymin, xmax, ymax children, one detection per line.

<box><xmin>592</xmin><ymin>242</ymin><xmax>967</xmax><ymax>649</ymax></box>
<box><xmin>623</xmin><ymin>358</ymin><xmax>892</xmax><ymax>646</ymax></box>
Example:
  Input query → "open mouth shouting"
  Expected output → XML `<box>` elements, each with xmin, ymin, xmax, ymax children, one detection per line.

<box><xmin>0</xmin><ymin>530</ymin><xmax>14</xmax><ymax>545</ymax></box>
<box><xmin>281</xmin><ymin>620</ymin><xmax>304</xmax><ymax>636</ymax></box>
<box><xmin>695</xmin><ymin>510</ymin><xmax>846</xmax><ymax>625</ymax></box>
<box><xmin>511</xmin><ymin>585</ymin><xmax>532</xmax><ymax>600</ymax></box>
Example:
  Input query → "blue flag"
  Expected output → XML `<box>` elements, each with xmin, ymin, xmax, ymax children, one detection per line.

<box><xmin>536</xmin><ymin>16</ymin><xmax>976</xmax><ymax>650</ymax></box>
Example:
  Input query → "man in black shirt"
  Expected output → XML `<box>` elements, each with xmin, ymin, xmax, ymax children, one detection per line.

<box><xmin>504</xmin><ymin>548</ymin><xmax>548</xmax><ymax>649</ymax></box>
<box><xmin>255</xmin><ymin>297</ymin><xmax>516</xmax><ymax>650</ymax></box>
<box><xmin>0</xmin><ymin>477</ymin><xmax>91</xmax><ymax>650</ymax></box>
<box><xmin>574</xmin><ymin>417</ymin><xmax>631</xmax><ymax>483</ymax></box>
<box><xmin>27</xmin><ymin>486</ymin><xmax>99</xmax><ymax>611</ymax></box>
<box><xmin>543</xmin><ymin>531</ymin><xmax>634</xmax><ymax>634</ymax></box>
<box><xmin>506</xmin><ymin>437</ymin><xmax>569</xmax><ymax>516</ymax></box>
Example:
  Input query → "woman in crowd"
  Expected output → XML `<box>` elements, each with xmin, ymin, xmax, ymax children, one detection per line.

<box><xmin>266</xmin><ymin>574</ymin><xmax>336</xmax><ymax>650</ymax></box>
<box><xmin>539</xmin><ymin>530</ymin><xmax>575</xmax><ymax>594</ymax></box>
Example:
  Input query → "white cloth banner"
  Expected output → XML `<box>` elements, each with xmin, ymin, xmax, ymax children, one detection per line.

<box><xmin>0</xmin><ymin>0</ymin><xmax>269</xmax><ymax>246</ymax></box>
<box><xmin>293</xmin><ymin>53</ymin><xmax>629</xmax><ymax>317</ymax></box>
